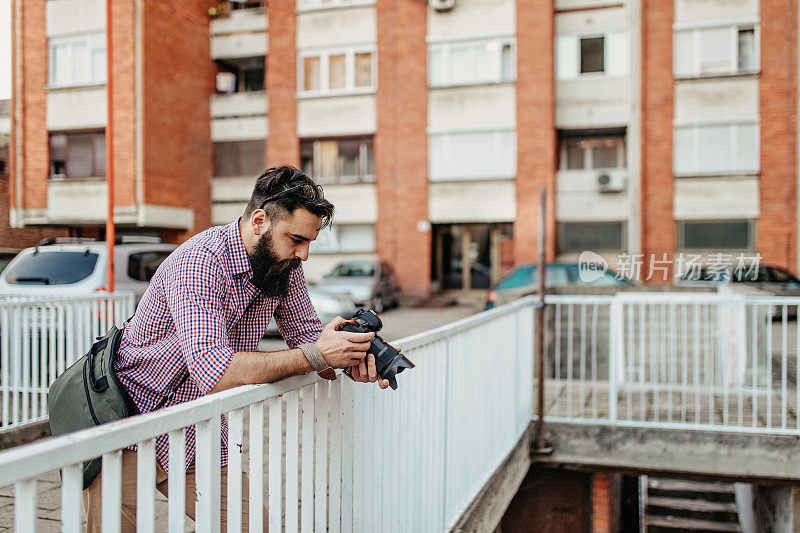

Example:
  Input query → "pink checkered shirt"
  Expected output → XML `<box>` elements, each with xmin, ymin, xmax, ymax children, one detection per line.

<box><xmin>115</xmin><ymin>220</ymin><xmax>323</xmax><ymax>470</ymax></box>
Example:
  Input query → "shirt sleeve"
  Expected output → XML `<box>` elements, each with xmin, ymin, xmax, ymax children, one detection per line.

<box><xmin>162</xmin><ymin>247</ymin><xmax>235</xmax><ymax>394</ymax></box>
<box><xmin>274</xmin><ymin>266</ymin><xmax>324</xmax><ymax>349</ymax></box>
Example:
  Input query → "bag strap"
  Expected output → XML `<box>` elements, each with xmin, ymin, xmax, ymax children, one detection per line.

<box><xmin>153</xmin><ymin>373</ymin><xmax>190</xmax><ymax>410</ymax></box>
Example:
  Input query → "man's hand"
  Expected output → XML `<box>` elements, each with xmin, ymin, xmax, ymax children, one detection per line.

<box><xmin>314</xmin><ymin>316</ymin><xmax>374</xmax><ymax>369</ymax></box>
<box><xmin>346</xmin><ymin>353</ymin><xmax>391</xmax><ymax>389</ymax></box>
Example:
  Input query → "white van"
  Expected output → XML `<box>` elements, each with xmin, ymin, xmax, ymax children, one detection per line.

<box><xmin>0</xmin><ymin>237</ymin><xmax>177</xmax><ymax>304</ymax></box>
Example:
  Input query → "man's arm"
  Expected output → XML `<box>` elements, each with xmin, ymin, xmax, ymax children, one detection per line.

<box><xmin>207</xmin><ymin>347</ymin><xmax>312</xmax><ymax>394</ymax></box>
<box><xmin>207</xmin><ymin>317</ymin><xmax>374</xmax><ymax>393</ymax></box>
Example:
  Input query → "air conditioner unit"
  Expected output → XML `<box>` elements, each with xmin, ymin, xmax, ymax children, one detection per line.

<box><xmin>216</xmin><ymin>72</ymin><xmax>236</xmax><ymax>94</ymax></box>
<box><xmin>431</xmin><ymin>0</ymin><xmax>455</xmax><ymax>12</ymax></box>
<box><xmin>597</xmin><ymin>170</ymin><xmax>626</xmax><ymax>193</ymax></box>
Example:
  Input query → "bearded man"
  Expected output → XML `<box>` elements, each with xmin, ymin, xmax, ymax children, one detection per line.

<box><xmin>83</xmin><ymin>165</ymin><xmax>388</xmax><ymax>531</ymax></box>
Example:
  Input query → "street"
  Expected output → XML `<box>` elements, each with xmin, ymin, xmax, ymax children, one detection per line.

<box><xmin>259</xmin><ymin>301</ymin><xmax>482</xmax><ymax>352</ymax></box>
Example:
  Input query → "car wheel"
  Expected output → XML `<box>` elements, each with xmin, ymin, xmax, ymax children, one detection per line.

<box><xmin>391</xmin><ymin>289</ymin><xmax>401</xmax><ymax>309</ymax></box>
<box><xmin>372</xmin><ymin>295</ymin><xmax>384</xmax><ymax>313</ymax></box>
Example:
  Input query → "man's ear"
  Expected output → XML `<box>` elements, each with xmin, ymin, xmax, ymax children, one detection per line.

<box><xmin>250</xmin><ymin>209</ymin><xmax>271</xmax><ymax>237</ymax></box>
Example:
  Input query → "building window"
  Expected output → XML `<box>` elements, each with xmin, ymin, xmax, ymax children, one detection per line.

<box><xmin>49</xmin><ymin>131</ymin><xmax>106</xmax><ymax>179</ymax></box>
<box><xmin>429</xmin><ymin>130</ymin><xmax>516</xmax><ymax>181</ymax></box>
<box><xmin>558</xmin><ymin>222</ymin><xmax>625</xmax><ymax>253</ymax></box>
<box><xmin>556</xmin><ymin>32</ymin><xmax>629</xmax><ymax>79</ymax></box>
<box><xmin>311</xmin><ymin>224</ymin><xmax>375</xmax><ymax>254</ymax></box>
<box><xmin>674</xmin><ymin>24</ymin><xmax>759</xmax><ymax>78</ymax></box>
<box><xmin>48</xmin><ymin>34</ymin><xmax>106</xmax><ymax>88</ymax></box>
<box><xmin>301</xmin><ymin>137</ymin><xmax>374</xmax><ymax>184</ymax></box>
<box><xmin>429</xmin><ymin>38</ymin><xmax>516</xmax><ymax>87</ymax></box>
<box><xmin>215</xmin><ymin>58</ymin><xmax>265</xmax><ymax>94</ymax></box>
<box><xmin>673</xmin><ymin>121</ymin><xmax>759</xmax><ymax>176</ymax></box>
<box><xmin>560</xmin><ymin>133</ymin><xmax>626</xmax><ymax>170</ymax></box>
<box><xmin>678</xmin><ymin>220</ymin><xmax>754</xmax><ymax>250</ymax></box>
<box><xmin>580</xmin><ymin>37</ymin><xmax>604</xmax><ymax>74</ymax></box>
<box><xmin>213</xmin><ymin>141</ymin><xmax>265</xmax><ymax>177</ymax></box>
<box><xmin>297</xmin><ymin>0</ymin><xmax>375</xmax><ymax>10</ymax></box>
<box><xmin>298</xmin><ymin>49</ymin><xmax>376</xmax><ymax>95</ymax></box>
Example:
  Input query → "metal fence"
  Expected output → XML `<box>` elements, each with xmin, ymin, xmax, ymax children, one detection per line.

<box><xmin>542</xmin><ymin>292</ymin><xmax>800</xmax><ymax>435</ymax></box>
<box><xmin>0</xmin><ymin>297</ymin><xmax>533</xmax><ymax>532</ymax></box>
<box><xmin>0</xmin><ymin>293</ymin><xmax>135</xmax><ymax>428</ymax></box>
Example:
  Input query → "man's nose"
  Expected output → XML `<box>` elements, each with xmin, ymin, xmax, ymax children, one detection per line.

<box><xmin>295</xmin><ymin>243</ymin><xmax>310</xmax><ymax>261</ymax></box>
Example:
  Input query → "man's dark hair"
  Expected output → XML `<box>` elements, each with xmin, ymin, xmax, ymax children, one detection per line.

<box><xmin>244</xmin><ymin>166</ymin><xmax>334</xmax><ymax>229</ymax></box>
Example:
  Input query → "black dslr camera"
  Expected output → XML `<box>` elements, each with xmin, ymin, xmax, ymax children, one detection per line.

<box><xmin>338</xmin><ymin>309</ymin><xmax>414</xmax><ymax>390</ymax></box>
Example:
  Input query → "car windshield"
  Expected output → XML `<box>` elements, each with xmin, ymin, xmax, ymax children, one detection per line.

<box><xmin>327</xmin><ymin>263</ymin><xmax>375</xmax><ymax>277</ymax></box>
<box><xmin>496</xmin><ymin>265</ymin><xmax>572</xmax><ymax>289</ymax></box>
<box><xmin>4</xmin><ymin>251</ymin><xmax>99</xmax><ymax>285</ymax></box>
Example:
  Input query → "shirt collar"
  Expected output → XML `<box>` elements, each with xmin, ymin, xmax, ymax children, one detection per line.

<box><xmin>226</xmin><ymin>219</ymin><xmax>253</xmax><ymax>278</ymax></box>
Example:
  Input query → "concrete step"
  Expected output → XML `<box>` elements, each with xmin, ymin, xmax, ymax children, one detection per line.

<box><xmin>646</xmin><ymin>515</ymin><xmax>742</xmax><ymax>532</ymax></box>
<box><xmin>647</xmin><ymin>496</ymin><xmax>738</xmax><ymax>514</ymax></box>
<box><xmin>648</xmin><ymin>478</ymin><xmax>736</xmax><ymax>495</ymax></box>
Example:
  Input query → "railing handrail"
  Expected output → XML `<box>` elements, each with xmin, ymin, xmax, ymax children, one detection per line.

<box><xmin>0</xmin><ymin>292</ymin><xmax>135</xmax><ymax>306</ymax></box>
<box><xmin>0</xmin><ymin>371</ymin><xmax>325</xmax><ymax>487</ymax></box>
<box><xmin>0</xmin><ymin>299</ymin><xmax>534</xmax><ymax>487</ymax></box>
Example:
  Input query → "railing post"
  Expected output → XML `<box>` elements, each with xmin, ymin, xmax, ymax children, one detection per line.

<box><xmin>609</xmin><ymin>298</ymin><xmax>622</xmax><ymax>424</ymax></box>
<box><xmin>440</xmin><ymin>336</ymin><xmax>451</xmax><ymax>530</ymax></box>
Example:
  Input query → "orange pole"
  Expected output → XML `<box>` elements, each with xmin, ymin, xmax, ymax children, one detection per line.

<box><xmin>105</xmin><ymin>0</ymin><xmax>114</xmax><ymax>292</ymax></box>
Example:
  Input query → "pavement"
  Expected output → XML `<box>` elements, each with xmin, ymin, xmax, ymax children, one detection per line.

<box><xmin>259</xmin><ymin>299</ymin><xmax>482</xmax><ymax>351</ymax></box>
<box><xmin>0</xmin><ymin>300</ymin><xmax>483</xmax><ymax>530</ymax></box>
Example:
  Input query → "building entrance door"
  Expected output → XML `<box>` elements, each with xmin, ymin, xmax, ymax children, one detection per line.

<box><xmin>432</xmin><ymin>223</ymin><xmax>513</xmax><ymax>291</ymax></box>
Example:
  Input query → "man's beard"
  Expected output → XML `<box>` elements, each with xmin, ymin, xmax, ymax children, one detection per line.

<box><xmin>249</xmin><ymin>230</ymin><xmax>301</xmax><ymax>298</ymax></box>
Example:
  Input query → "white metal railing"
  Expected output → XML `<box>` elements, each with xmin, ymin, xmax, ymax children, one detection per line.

<box><xmin>0</xmin><ymin>297</ymin><xmax>533</xmax><ymax>532</ymax></box>
<box><xmin>542</xmin><ymin>292</ymin><xmax>800</xmax><ymax>435</ymax></box>
<box><xmin>0</xmin><ymin>293</ymin><xmax>135</xmax><ymax>428</ymax></box>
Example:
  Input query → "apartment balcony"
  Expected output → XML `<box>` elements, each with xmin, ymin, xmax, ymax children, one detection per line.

<box><xmin>210</xmin><ymin>91</ymin><xmax>267</xmax><ymax>118</ymax></box>
<box><xmin>210</xmin><ymin>7</ymin><xmax>268</xmax><ymax>60</ymax></box>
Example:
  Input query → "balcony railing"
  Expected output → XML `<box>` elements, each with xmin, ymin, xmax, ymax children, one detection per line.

<box><xmin>0</xmin><ymin>293</ymin><xmax>134</xmax><ymax>428</ymax></box>
<box><xmin>0</xmin><ymin>297</ymin><xmax>534</xmax><ymax>531</ymax></box>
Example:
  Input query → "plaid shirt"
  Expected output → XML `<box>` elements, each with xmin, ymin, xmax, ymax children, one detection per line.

<box><xmin>115</xmin><ymin>220</ymin><xmax>323</xmax><ymax>470</ymax></box>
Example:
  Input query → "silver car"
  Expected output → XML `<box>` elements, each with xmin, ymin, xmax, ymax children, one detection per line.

<box><xmin>264</xmin><ymin>287</ymin><xmax>358</xmax><ymax>336</ymax></box>
<box><xmin>315</xmin><ymin>260</ymin><xmax>402</xmax><ymax>313</ymax></box>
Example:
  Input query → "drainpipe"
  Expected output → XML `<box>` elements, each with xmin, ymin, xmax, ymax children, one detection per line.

<box><xmin>534</xmin><ymin>187</ymin><xmax>552</xmax><ymax>454</ymax></box>
<box><xmin>105</xmin><ymin>0</ymin><xmax>115</xmax><ymax>292</ymax></box>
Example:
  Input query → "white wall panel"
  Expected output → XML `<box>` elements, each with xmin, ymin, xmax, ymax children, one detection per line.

<box><xmin>47</xmin><ymin>0</ymin><xmax>105</xmax><ymax>36</ymax></box>
<box><xmin>674</xmin><ymin>0</ymin><xmax>758</xmax><ymax>25</ymax></box>
<box><xmin>673</xmin><ymin>176</ymin><xmax>759</xmax><ymax>220</ymax></box>
<box><xmin>46</xmin><ymin>87</ymin><xmax>107</xmax><ymax>130</ymax></box>
<box><xmin>428</xmin><ymin>181</ymin><xmax>515</xmax><ymax>223</ymax></box>
<box><xmin>297</xmin><ymin>7</ymin><xmax>376</xmax><ymax>50</ymax></box>
<box><xmin>428</xmin><ymin>84</ymin><xmax>516</xmax><ymax>131</ymax></box>
<box><xmin>427</xmin><ymin>0</ymin><xmax>515</xmax><ymax>40</ymax></box>
<box><xmin>297</xmin><ymin>95</ymin><xmax>376</xmax><ymax>137</ymax></box>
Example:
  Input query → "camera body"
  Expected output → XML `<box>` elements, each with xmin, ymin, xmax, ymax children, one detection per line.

<box><xmin>338</xmin><ymin>309</ymin><xmax>414</xmax><ymax>390</ymax></box>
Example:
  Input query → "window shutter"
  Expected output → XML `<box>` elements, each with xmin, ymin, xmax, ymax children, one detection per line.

<box><xmin>606</xmin><ymin>32</ymin><xmax>629</xmax><ymax>76</ymax></box>
<box><xmin>556</xmin><ymin>35</ymin><xmax>578</xmax><ymax>79</ymax></box>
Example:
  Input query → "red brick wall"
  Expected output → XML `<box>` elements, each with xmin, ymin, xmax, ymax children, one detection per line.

<box><xmin>759</xmin><ymin>0</ymin><xmax>798</xmax><ymax>272</ymax></box>
<box><xmin>592</xmin><ymin>472</ymin><xmax>612</xmax><ymax>532</ymax></box>
<box><xmin>266</xmin><ymin>1</ymin><xmax>299</xmax><ymax>167</ymax></box>
<box><xmin>14</xmin><ymin>0</ymin><xmax>48</xmax><ymax>212</ymax></box>
<box><xmin>515</xmin><ymin>0</ymin><xmax>556</xmax><ymax>264</ymax></box>
<box><xmin>640</xmin><ymin>0</ymin><xmax>674</xmax><ymax>283</ymax></box>
<box><xmin>108</xmin><ymin>0</ymin><xmax>137</xmax><ymax>213</ymax></box>
<box><xmin>4</xmin><ymin>0</ymin><xmax>67</xmax><ymax>248</ymax></box>
<box><xmin>375</xmin><ymin>0</ymin><xmax>430</xmax><ymax>298</ymax></box>
<box><xmin>141</xmin><ymin>0</ymin><xmax>213</xmax><ymax>236</ymax></box>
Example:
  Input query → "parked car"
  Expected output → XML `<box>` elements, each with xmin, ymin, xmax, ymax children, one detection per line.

<box><xmin>264</xmin><ymin>287</ymin><xmax>358</xmax><ymax>336</ymax></box>
<box><xmin>0</xmin><ymin>248</ymin><xmax>20</xmax><ymax>274</ymax></box>
<box><xmin>315</xmin><ymin>260</ymin><xmax>401</xmax><ymax>313</ymax></box>
<box><xmin>0</xmin><ymin>237</ymin><xmax>177</xmax><ymax>304</ymax></box>
<box><xmin>485</xmin><ymin>263</ymin><xmax>631</xmax><ymax>309</ymax></box>
<box><xmin>676</xmin><ymin>264</ymin><xmax>800</xmax><ymax>291</ymax></box>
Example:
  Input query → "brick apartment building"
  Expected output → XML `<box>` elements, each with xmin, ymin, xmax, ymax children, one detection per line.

<box><xmin>9</xmin><ymin>0</ymin><xmax>798</xmax><ymax>298</ymax></box>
